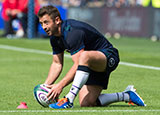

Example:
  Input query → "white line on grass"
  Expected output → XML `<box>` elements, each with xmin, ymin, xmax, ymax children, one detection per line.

<box><xmin>0</xmin><ymin>110</ymin><xmax>160</xmax><ymax>113</ymax></box>
<box><xmin>0</xmin><ymin>44</ymin><xmax>160</xmax><ymax>70</ymax></box>
<box><xmin>119</xmin><ymin>62</ymin><xmax>160</xmax><ymax>70</ymax></box>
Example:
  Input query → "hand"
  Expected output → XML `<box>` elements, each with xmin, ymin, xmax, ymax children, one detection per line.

<box><xmin>46</xmin><ymin>83</ymin><xmax>63</xmax><ymax>101</ymax></box>
<box><xmin>11</xmin><ymin>9</ymin><xmax>20</xmax><ymax>16</ymax></box>
<box><xmin>6</xmin><ymin>9</ymin><xmax>11</xmax><ymax>15</ymax></box>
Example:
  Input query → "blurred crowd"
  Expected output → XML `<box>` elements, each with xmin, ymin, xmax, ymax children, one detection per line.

<box><xmin>0</xmin><ymin>0</ymin><xmax>40</xmax><ymax>38</ymax></box>
<box><xmin>37</xmin><ymin>0</ymin><xmax>148</xmax><ymax>8</ymax></box>
<box><xmin>31</xmin><ymin>0</ymin><xmax>160</xmax><ymax>8</ymax></box>
<box><xmin>0</xmin><ymin>0</ymin><xmax>159</xmax><ymax>38</ymax></box>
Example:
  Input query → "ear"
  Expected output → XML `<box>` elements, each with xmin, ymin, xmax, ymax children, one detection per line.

<box><xmin>55</xmin><ymin>16</ymin><xmax>61</xmax><ymax>25</ymax></box>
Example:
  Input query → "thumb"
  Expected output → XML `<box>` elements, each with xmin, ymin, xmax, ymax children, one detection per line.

<box><xmin>42</xmin><ymin>84</ymin><xmax>51</xmax><ymax>88</ymax></box>
<box><xmin>45</xmin><ymin>85</ymin><xmax>52</xmax><ymax>89</ymax></box>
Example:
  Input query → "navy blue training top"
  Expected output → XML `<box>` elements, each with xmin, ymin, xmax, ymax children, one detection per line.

<box><xmin>50</xmin><ymin>19</ymin><xmax>116</xmax><ymax>55</ymax></box>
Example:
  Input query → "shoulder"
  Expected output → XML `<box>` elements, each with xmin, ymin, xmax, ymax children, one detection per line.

<box><xmin>62</xmin><ymin>19</ymin><xmax>88</xmax><ymax>29</ymax></box>
<box><xmin>62</xmin><ymin>20</ymin><xmax>86</xmax><ymax>40</ymax></box>
<box><xmin>67</xmin><ymin>28</ymin><xmax>85</xmax><ymax>42</ymax></box>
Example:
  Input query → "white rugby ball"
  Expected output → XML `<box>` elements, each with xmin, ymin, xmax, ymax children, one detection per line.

<box><xmin>33</xmin><ymin>84</ymin><xmax>56</xmax><ymax>107</ymax></box>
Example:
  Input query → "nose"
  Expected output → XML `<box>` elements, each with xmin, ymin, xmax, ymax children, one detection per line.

<box><xmin>42</xmin><ymin>24</ymin><xmax>47</xmax><ymax>31</ymax></box>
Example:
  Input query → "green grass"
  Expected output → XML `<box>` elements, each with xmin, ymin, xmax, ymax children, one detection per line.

<box><xmin>0</xmin><ymin>37</ymin><xmax>160</xmax><ymax>115</ymax></box>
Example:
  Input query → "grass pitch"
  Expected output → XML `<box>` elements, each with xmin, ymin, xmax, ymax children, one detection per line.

<box><xmin>0</xmin><ymin>37</ymin><xmax>160</xmax><ymax>115</ymax></box>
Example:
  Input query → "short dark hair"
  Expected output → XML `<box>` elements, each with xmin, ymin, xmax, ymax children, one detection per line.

<box><xmin>37</xmin><ymin>5</ymin><xmax>62</xmax><ymax>21</ymax></box>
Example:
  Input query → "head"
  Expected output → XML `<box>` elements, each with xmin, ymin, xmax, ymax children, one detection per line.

<box><xmin>37</xmin><ymin>5</ymin><xmax>62</xmax><ymax>36</ymax></box>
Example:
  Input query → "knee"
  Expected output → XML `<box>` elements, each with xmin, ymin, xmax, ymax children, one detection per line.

<box><xmin>79</xmin><ymin>51</ymin><xmax>90</xmax><ymax>65</ymax></box>
<box><xmin>80</xmin><ymin>99</ymin><xmax>96</xmax><ymax>107</ymax></box>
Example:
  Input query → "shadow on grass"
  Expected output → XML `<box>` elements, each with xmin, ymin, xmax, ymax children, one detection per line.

<box><xmin>72</xmin><ymin>104</ymin><xmax>137</xmax><ymax>109</ymax></box>
<box><xmin>108</xmin><ymin>105</ymin><xmax>136</xmax><ymax>108</ymax></box>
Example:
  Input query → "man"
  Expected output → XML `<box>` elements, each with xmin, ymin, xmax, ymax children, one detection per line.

<box><xmin>1</xmin><ymin>0</ymin><xmax>28</xmax><ymax>37</ymax></box>
<box><xmin>1</xmin><ymin>0</ymin><xmax>40</xmax><ymax>37</ymax></box>
<box><xmin>37</xmin><ymin>5</ymin><xmax>146</xmax><ymax>109</ymax></box>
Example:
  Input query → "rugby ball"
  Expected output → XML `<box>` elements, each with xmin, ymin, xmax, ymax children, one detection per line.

<box><xmin>33</xmin><ymin>84</ymin><xmax>56</xmax><ymax>107</ymax></box>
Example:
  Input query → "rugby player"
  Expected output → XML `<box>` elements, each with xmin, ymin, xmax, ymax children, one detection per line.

<box><xmin>37</xmin><ymin>5</ymin><xmax>146</xmax><ymax>109</ymax></box>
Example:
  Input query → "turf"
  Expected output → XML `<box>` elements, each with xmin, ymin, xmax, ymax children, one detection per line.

<box><xmin>0</xmin><ymin>37</ymin><xmax>160</xmax><ymax>115</ymax></box>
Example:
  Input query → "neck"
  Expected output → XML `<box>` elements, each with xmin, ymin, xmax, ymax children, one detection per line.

<box><xmin>54</xmin><ymin>24</ymin><xmax>61</xmax><ymax>37</ymax></box>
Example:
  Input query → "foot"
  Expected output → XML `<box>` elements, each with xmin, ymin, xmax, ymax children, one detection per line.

<box><xmin>49</xmin><ymin>97</ymin><xmax>73</xmax><ymax>109</ymax></box>
<box><xmin>124</xmin><ymin>85</ymin><xmax>146</xmax><ymax>106</ymax></box>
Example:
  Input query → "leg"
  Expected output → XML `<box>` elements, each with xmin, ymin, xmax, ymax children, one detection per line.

<box><xmin>18</xmin><ymin>13</ymin><xmax>27</xmax><ymax>35</ymax></box>
<box><xmin>79</xmin><ymin>85</ymin><xmax>145</xmax><ymax>107</ymax></box>
<box><xmin>3</xmin><ymin>19</ymin><xmax>14</xmax><ymax>36</ymax></box>
<box><xmin>49</xmin><ymin>51</ymin><xmax>107</xmax><ymax>109</ymax></box>
<box><xmin>79</xmin><ymin>85</ymin><xmax>103</xmax><ymax>107</ymax></box>
<box><xmin>79</xmin><ymin>51</ymin><xmax>107</xmax><ymax>72</ymax></box>
<box><xmin>97</xmin><ymin>85</ymin><xmax>146</xmax><ymax>106</ymax></box>
<box><xmin>65</xmin><ymin>51</ymin><xmax>107</xmax><ymax>103</ymax></box>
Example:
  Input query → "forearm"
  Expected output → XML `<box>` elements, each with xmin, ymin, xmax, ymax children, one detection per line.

<box><xmin>44</xmin><ymin>62</ymin><xmax>63</xmax><ymax>85</ymax></box>
<box><xmin>58</xmin><ymin>63</ymin><xmax>78</xmax><ymax>88</ymax></box>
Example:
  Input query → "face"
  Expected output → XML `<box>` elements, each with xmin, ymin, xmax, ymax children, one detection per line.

<box><xmin>39</xmin><ymin>14</ymin><xmax>59</xmax><ymax>36</ymax></box>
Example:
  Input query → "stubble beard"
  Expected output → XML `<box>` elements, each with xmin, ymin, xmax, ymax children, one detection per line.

<box><xmin>51</xmin><ymin>25</ymin><xmax>59</xmax><ymax>36</ymax></box>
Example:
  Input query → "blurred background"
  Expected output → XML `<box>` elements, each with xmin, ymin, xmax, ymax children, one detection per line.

<box><xmin>0</xmin><ymin>0</ymin><xmax>160</xmax><ymax>41</ymax></box>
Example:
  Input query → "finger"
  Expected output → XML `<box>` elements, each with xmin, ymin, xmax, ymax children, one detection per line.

<box><xmin>47</xmin><ymin>90</ymin><xmax>52</xmax><ymax>97</ymax></box>
<box><xmin>53</xmin><ymin>93</ymin><xmax>57</xmax><ymax>100</ymax></box>
<box><xmin>52</xmin><ymin>97</ymin><xmax>56</xmax><ymax>102</ymax></box>
<box><xmin>48</xmin><ymin>92</ymin><xmax>55</xmax><ymax>101</ymax></box>
<box><xmin>51</xmin><ymin>94</ymin><xmax>57</xmax><ymax>102</ymax></box>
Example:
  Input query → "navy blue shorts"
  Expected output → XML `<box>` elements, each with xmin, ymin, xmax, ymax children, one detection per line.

<box><xmin>85</xmin><ymin>48</ymin><xmax>120</xmax><ymax>89</ymax></box>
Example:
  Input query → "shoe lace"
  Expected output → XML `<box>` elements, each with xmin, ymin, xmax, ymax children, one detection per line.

<box><xmin>57</xmin><ymin>98</ymin><xmax>68</xmax><ymax>106</ymax></box>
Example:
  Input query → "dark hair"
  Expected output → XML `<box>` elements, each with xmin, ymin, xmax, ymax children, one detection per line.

<box><xmin>37</xmin><ymin>5</ymin><xmax>62</xmax><ymax>21</ymax></box>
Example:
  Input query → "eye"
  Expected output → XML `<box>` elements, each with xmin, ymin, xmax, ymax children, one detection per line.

<box><xmin>44</xmin><ymin>20</ymin><xmax>48</xmax><ymax>25</ymax></box>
